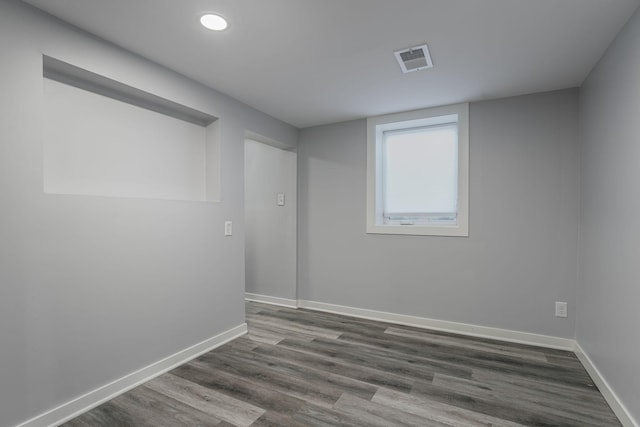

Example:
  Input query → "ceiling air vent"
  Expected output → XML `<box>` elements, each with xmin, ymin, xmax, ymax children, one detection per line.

<box><xmin>394</xmin><ymin>44</ymin><xmax>433</xmax><ymax>73</ymax></box>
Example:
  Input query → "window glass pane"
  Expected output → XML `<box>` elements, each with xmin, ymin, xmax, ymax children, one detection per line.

<box><xmin>382</xmin><ymin>123</ymin><xmax>458</xmax><ymax>215</ymax></box>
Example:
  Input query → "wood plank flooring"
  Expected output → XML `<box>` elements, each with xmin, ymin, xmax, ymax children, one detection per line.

<box><xmin>63</xmin><ymin>302</ymin><xmax>622</xmax><ymax>426</ymax></box>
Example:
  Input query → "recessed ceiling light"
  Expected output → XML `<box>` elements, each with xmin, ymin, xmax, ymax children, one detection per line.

<box><xmin>200</xmin><ymin>13</ymin><xmax>228</xmax><ymax>31</ymax></box>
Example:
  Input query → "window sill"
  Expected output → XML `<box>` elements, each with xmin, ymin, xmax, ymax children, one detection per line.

<box><xmin>366</xmin><ymin>223</ymin><xmax>468</xmax><ymax>237</ymax></box>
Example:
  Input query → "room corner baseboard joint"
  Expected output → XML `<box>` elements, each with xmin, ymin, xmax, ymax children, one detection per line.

<box><xmin>573</xmin><ymin>342</ymin><xmax>638</xmax><ymax>427</ymax></box>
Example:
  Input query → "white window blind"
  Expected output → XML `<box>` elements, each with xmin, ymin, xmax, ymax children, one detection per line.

<box><xmin>382</xmin><ymin>123</ymin><xmax>458</xmax><ymax>224</ymax></box>
<box><xmin>366</xmin><ymin>103</ymin><xmax>469</xmax><ymax>236</ymax></box>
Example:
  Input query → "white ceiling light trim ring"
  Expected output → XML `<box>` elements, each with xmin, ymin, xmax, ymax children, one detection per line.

<box><xmin>200</xmin><ymin>13</ymin><xmax>228</xmax><ymax>31</ymax></box>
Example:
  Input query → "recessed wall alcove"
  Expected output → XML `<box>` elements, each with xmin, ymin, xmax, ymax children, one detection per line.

<box><xmin>42</xmin><ymin>55</ymin><xmax>220</xmax><ymax>201</ymax></box>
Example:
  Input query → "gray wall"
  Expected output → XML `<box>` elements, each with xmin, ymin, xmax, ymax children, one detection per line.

<box><xmin>245</xmin><ymin>140</ymin><xmax>297</xmax><ymax>300</ymax></box>
<box><xmin>298</xmin><ymin>89</ymin><xmax>580</xmax><ymax>339</ymax></box>
<box><xmin>0</xmin><ymin>1</ymin><xmax>297</xmax><ymax>426</ymax></box>
<box><xmin>577</xmin><ymin>7</ymin><xmax>640</xmax><ymax>424</ymax></box>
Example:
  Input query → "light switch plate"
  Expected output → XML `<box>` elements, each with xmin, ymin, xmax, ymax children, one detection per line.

<box><xmin>277</xmin><ymin>193</ymin><xmax>285</xmax><ymax>206</ymax></box>
<box><xmin>224</xmin><ymin>221</ymin><xmax>232</xmax><ymax>236</ymax></box>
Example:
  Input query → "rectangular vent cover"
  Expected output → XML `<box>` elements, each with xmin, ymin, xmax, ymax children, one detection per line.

<box><xmin>394</xmin><ymin>44</ymin><xmax>433</xmax><ymax>73</ymax></box>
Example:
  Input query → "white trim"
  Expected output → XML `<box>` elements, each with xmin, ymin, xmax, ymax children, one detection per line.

<box><xmin>366</xmin><ymin>103</ymin><xmax>469</xmax><ymax>237</ymax></box>
<box><xmin>297</xmin><ymin>299</ymin><xmax>574</xmax><ymax>351</ymax></box>
<box><xmin>17</xmin><ymin>323</ymin><xmax>248</xmax><ymax>427</ymax></box>
<box><xmin>574</xmin><ymin>342</ymin><xmax>638</xmax><ymax>427</ymax></box>
<box><xmin>245</xmin><ymin>292</ymin><xmax>298</xmax><ymax>308</ymax></box>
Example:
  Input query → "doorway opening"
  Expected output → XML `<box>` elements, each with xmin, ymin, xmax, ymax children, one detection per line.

<box><xmin>244</xmin><ymin>137</ymin><xmax>297</xmax><ymax>307</ymax></box>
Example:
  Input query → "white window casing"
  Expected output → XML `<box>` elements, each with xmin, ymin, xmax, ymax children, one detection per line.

<box><xmin>366</xmin><ymin>103</ymin><xmax>469</xmax><ymax>236</ymax></box>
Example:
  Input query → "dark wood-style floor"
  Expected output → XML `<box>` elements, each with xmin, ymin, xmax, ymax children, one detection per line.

<box><xmin>64</xmin><ymin>302</ymin><xmax>621</xmax><ymax>426</ymax></box>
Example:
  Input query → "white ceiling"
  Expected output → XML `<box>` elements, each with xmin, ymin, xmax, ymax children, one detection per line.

<box><xmin>23</xmin><ymin>0</ymin><xmax>640</xmax><ymax>128</ymax></box>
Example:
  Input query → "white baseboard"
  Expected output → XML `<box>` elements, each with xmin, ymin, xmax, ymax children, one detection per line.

<box><xmin>574</xmin><ymin>342</ymin><xmax>638</xmax><ymax>427</ymax></box>
<box><xmin>245</xmin><ymin>292</ymin><xmax>298</xmax><ymax>308</ymax></box>
<box><xmin>297</xmin><ymin>299</ymin><xmax>575</xmax><ymax>351</ymax></box>
<box><xmin>17</xmin><ymin>323</ymin><xmax>248</xmax><ymax>427</ymax></box>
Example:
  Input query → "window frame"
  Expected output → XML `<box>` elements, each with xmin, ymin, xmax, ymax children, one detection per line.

<box><xmin>366</xmin><ymin>103</ymin><xmax>469</xmax><ymax>236</ymax></box>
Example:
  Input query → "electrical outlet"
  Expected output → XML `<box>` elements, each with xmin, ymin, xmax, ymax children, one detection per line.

<box><xmin>277</xmin><ymin>193</ymin><xmax>285</xmax><ymax>206</ymax></box>
<box><xmin>224</xmin><ymin>221</ymin><xmax>232</xmax><ymax>236</ymax></box>
<box><xmin>555</xmin><ymin>301</ymin><xmax>568</xmax><ymax>318</ymax></box>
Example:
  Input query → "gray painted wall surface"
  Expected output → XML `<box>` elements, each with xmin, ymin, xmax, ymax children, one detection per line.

<box><xmin>0</xmin><ymin>1</ymin><xmax>297</xmax><ymax>426</ymax></box>
<box><xmin>245</xmin><ymin>140</ymin><xmax>297</xmax><ymax>300</ymax></box>
<box><xmin>578</xmin><ymin>7</ymin><xmax>640</xmax><ymax>424</ymax></box>
<box><xmin>298</xmin><ymin>89</ymin><xmax>580</xmax><ymax>339</ymax></box>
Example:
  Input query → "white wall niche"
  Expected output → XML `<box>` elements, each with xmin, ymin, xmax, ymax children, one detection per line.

<box><xmin>42</xmin><ymin>56</ymin><xmax>220</xmax><ymax>202</ymax></box>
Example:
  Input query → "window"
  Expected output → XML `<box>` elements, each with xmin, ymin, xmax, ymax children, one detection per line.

<box><xmin>366</xmin><ymin>103</ymin><xmax>469</xmax><ymax>236</ymax></box>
